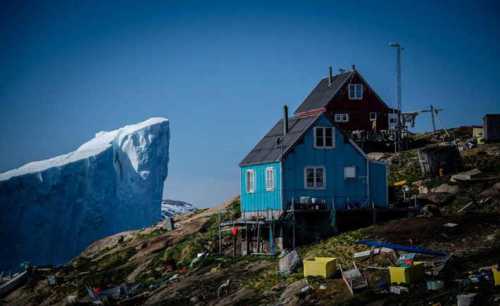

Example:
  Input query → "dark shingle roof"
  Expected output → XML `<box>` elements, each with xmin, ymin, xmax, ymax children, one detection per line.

<box><xmin>294</xmin><ymin>71</ymin><xmax>353</xmax><ymax>114</ymax></box>
<box><xmin>239</xmin><ymin>114</ymin><xmax>321</xmax><ymax>166</ymax></box>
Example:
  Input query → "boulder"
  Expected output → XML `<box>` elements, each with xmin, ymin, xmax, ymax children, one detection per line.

<box><xmin>480</xmin><ymin>182</ymin><xmax>500</xmax><ymax>198</ymax></box>
<box><xmin>418</xmin><ymin>192</ymin><xmax>455</xmax><ymax>205</ymax></box>
<box><xmin>431</xmin><ymin>184</ymin><xmax>460</xmax><ymax>195</ymax></box>
<box><xmin>214</xmin><ymin>288</ymin><xmax>257</xmax><ymax>306</ymax></box>
<box><xmin>280</xmin><ymin>279</ymin><xmax>309</xmax><ymax>306</ymax></box>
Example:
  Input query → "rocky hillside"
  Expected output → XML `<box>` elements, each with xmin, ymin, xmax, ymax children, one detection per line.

<box><xmin>2</xmin><ymin>136</ymin><xmax>500</xmax><ymax>305</ymax></box>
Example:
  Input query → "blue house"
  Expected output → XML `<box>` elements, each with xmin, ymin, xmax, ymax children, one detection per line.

<box><xmin>239</xmin><ymin>107</ymin><xmax>388</xmax><ymax>219</ymax></box>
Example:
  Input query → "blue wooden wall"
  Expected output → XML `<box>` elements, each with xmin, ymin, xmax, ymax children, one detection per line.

<box><xmin>240</xmin><ymin>114</ymin><xmax>388</xmax><ymax>215</ymax></box>
<box><xmin>282</xmin><ymin>115</ymin><xmax>372</xmax><ymax>210</ymax></box>
<box><xmin>240</xmin><ymin>162</ymin><xmax>282</xmax><ymax>212</ymax></box>
<box><xmin>369</xmin><ymin>161</ymin><xmax>388</xmax><ymax>207</ymax></box>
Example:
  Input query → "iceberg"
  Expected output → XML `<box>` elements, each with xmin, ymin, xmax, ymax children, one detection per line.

<box><xmin>161</xmin><ymin>199</ymin><xmax>197</xmax><ymax>219</ymax></box>
<box><xmin>0</xmin><ymin>118</ymin><xmax>169</xmax><ymax>271</ymax></box>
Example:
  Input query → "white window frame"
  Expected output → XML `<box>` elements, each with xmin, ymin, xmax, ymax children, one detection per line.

<box><xmin>265</xmin><ymin>167</ymin><xmax>275</xmax><ymax>191</ymax></box>
<box><xmin>369</xmin><ymin>112</ymin><xmax>377</xmax><ymax>121</ymax></box>
<box><xmin>334</xmin><ymin>113</ymin><xmax>349</xmax><ymax>123</ymax></box>
<box><xmin>245</xmin><ymin>169</ymin><xmax>255</xmax><ymax>193</ymax></box>
<box><xmin>313</xmin><ymin>127</ymin><xmax>335</xmax><ymax>149</ymax></box>
<box><xmin>304</xmin><ymin>166</ymin><xmax>326</xmax><ymax>190</ymax></box>
<box><xmin>348</xmin><ymin>83</ymin><xmax>363</xmax><ymax>100</ymax></box>
<box><xmin>344</xmin><ymin>166</ymin><xmax>356</xmax><ymax>179</ymax></box>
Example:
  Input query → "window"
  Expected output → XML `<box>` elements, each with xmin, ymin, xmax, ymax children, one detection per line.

<box><xmin>334</xmin><ymin>113</ymin><xmax>349</xmax><ymax>123</ymax></box>
<box><xmin>314</xmin><ymin>127</ymin><xmax>335</xmax><ymax>148</ymax></box>
<box><xmin>265</xmin><ymin>167</ymin><xmax>275</xmax><ymax>191</ymax></box>
<box><xmin>304</xmin><ymin>167</ymin><xmax>325</xmax><ymax>189</ymax></box>
<box><xmin>344</xmin><ymin>166</ymin><xmax>356</xmax><ymax>179</ymax></box>
<box><xmin>369</xmin><ymin>112</ymin><xmax>377</xmax><ymax>121</ymax></box>
<box><xmin>348</xmin><ymin>84</ymin><xmax>363</xmax><ymax>100</ymax></box>
<box><xmin>245</xmin><ymin>169</ymin><xmax>255</xmax><ymax>193</ymax></box>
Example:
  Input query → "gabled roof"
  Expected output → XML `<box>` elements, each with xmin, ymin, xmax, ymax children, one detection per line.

<box><xmin>239</xmin><ymin>114</ymin><xmax>322</xmax><ymax>167</ymax></box>
<box><xmin>294</xmin><ymin>71</ymin><xmax>354</xmax><ymax>114</ymax></box>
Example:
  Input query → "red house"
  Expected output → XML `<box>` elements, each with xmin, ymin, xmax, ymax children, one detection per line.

<box><xmin>294</xmin><ymin>66</ymin><xmax>398</xmax><ymax>134</ymax></box>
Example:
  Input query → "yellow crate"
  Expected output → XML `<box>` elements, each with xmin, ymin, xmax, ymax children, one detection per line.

<box><xmin>493</xmin><ymin>266</ymin><xmax>500</xmax><ymax>286</ymax></box>
<box><xmin>389</xmin><ymin>262</ymin><xmax>425</xmax><ymax>284</ymax></box>
<box><xmin>389</xmin><ymin>266</ymin><xmax>412</xmax><ymax>284</ymax></box>
<box><xmin>303</xmin><ymin>257</ymin><xmax>337</xmax><ymax>278</ymax></box>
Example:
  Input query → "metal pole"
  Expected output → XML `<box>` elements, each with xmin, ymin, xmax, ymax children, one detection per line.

<box><xmin>389</xmin><ymin>42</ymin><xmax>403</xmax><ymax>152</ymax></box>
<box><xmin>218</xmin><ymin>212</ymin><xmax>222</xmax><ymax>255</ymax></box>
<box><xmin>430</xmin><ymin>105</ymin><xmax>437</xmax><ymax>132</ymax></box>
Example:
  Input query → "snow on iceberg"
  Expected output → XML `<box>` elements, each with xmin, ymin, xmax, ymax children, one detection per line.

<box><xmin>0</xmin><ymin>118</ymin><xmax>169</xmax><ymax>271</ymax></box>
<box><xmin>161</xmin><ymin>199</ymin><xmax>197</xmax><ymax>219</ymax></box>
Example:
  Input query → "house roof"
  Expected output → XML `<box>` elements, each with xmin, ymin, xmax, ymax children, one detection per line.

<box><xmin>239</xmin><ymin>114</ymin><xmax>322</xmax><ymax>167</ymax></box>
<box><xmin>294</xmin><ymin>71</ymin><xmax>354</xmax><ymax>114</ymax></box>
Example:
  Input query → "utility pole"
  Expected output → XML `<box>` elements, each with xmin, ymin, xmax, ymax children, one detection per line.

<box><xmin>421</xmin><ymin>105</ymin><xmax>443</xmax><ymax>133</ymax></box>
<box><xmin>389</xmin><ymin>42</ymin><xmax>404</xmax><ymax>152</ymax></box>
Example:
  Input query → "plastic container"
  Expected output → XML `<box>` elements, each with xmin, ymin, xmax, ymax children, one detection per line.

<box><xmin>303</xmin><ymin>257</ymin><xmax>337</xmax><ymax>278</ymax></box>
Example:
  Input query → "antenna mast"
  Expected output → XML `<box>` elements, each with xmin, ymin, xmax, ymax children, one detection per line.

<box><xmin>389</xmin><ymin>42</ymin><xmax>404</xmax><ymax>152</ymax></box>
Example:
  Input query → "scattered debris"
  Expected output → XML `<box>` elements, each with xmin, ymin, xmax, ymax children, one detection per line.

<box><xmin>66</xmin><ymin>295</ymin><xmax>77</xmax><ymax>304</ymax></box>
<box><xmin>457</xmin><ymin>293</ymin><xmax>477</xmax><ymax>306</ymax></box>
<box><xmin>422</xmin><ymin>204</ymin><xmax>442</xmax><ymax>217</ymax></box>
<box><xmin>390</xmin><ymin>285</ymin><xmax>409</xmax><ymax>295</ymax></box>
<box><xmin>189</xmin><ymin>251</ymin><xmax>207</xmax><ymax>268</ymax></box>
<box><xmin>279</xmin><ymin>250</ymin><xmax>301</xmax><ymax>275</ymax></box>
<box><xmin>303</xmin><ymin>257</ymin><xmax>337</xmax><ymax>278</ymax></box>
<box><xmin>450</xmin><ymin>169</ymin><xmax>481</xmax><ymax>182</ymax></box>
<box><xmin>357</xmin><ymin>240</ymin><xmax>448</xmax><ymax>257</ymax></box>
<box><xmin>353</xmin><ymin>249</ymin><xmax>373</xmax><ymax>259</ymax></box>
<box><xmin>47</xmin><ymin>274</ymin><xmax>57</xmax><ymax>286</ymax></box>
<box><xmin>493</xmin><ymin>266</ymin><xmax>500</xmax><ymax>286</ymax></box>
<box><xmin>217</xmin><ymin>279</ymin><xmax>231</xmax><ymax>298</ymax></box>
<box><xmin>426</xmin><ymin>280</ymin><xmax>444</xmax><ymax>291</ymax></box>
<box><xmin>389</xmin><ymin>262</ymin><xmax>424</xmax><ymax>285</ymax></box>
<box><xmin>431</xmin><ymin>183</ymin><xmax>460</xmax><ymax>195</ymax></box>
<box><xmin>280</xmin><ymin>279</ymin><xmax>309</xmax><ymax>306</ymax></box>
<box><xmin>0</xmin><ymin>270</ymin><xmax>29</xmax><ymax>298</ymax></box>
<box><xmin>340</xmin><ymin>262</ymin><xmax>368</xmax><ymax>295</ymax></box>
<box><xmin>396</xmin><ymin>253</ymin><xmax>416</xmax><ymax>267</ymax></box>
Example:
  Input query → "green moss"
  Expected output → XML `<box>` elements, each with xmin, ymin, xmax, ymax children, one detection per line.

<box><xmin>160</xmin><ymin>198</ymin><xmax>242</xmax><ymax>268</ymax></box>
<box><xmin>388</xmin><ymin>149</ymin><xmax>423</xmax><ymax>186</ymax></box>
<box><xmin>96</xmin><ymin>247</ymin><xmax>136</xmax><ymax>271</ymax></box>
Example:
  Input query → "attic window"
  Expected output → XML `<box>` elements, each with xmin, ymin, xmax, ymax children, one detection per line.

<box><xmin>245</xmin><ymin>169</ymin><xmax>255</xmax><ymax>193</ymax></box>
<box><xmin>334</xmin><ymin>113</ymin><xmax>349</xmax><ymax>123</ymax></box>
<box><xmin>348</xmin><ymin>84</ymin><xmax>363</xmax><ymax>100</ymax></box>
<box><xmin>369</xmin><ymin>112</ymin><xmax>377</xmax><ymax>121</ymax></box>
<box><xmin>314</xmin><ymin>127</ymin><xmax>335</xmax><ymax>148</ymax></box>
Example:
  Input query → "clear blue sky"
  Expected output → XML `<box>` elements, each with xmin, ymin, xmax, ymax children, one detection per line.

<box><xmin>1</xmin><ymin>1</ymin><xmax>499</xmax><ymax>208</ymax></box>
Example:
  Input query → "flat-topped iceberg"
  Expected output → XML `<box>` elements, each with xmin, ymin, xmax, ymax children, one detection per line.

<box><xmin>0</xmin><ymin>118</ymin><xmax>170</xmax><ymax>271</ymax></box>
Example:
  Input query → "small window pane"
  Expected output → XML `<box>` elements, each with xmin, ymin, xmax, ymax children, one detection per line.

<box><xmin>306</xmin><ymin>168</ymin><xmax>315</xmax><ymax>187</ymax></box>
<box><xmin>325</xmin><ymin>128</ymin><xmax>333</xmax><ymax>147</ymax></box>
<box><xmin>315</xmin><ymin>128</ymin><xmax>324</xmax><ymax>147</ymax></box>
<box><xmin>315</xmin><ymin>168</ymin><xmax>324</xmax><ymax>187</ymax></box>
<box><xmin>265</xmin><ymin>168</ymin><xmax>274</xmax><ymax>191</ymax></box>
<box><xmin>344</xmin><ymin>166</ymin><xmax>356</xmax><ymax>178</ymax></box>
